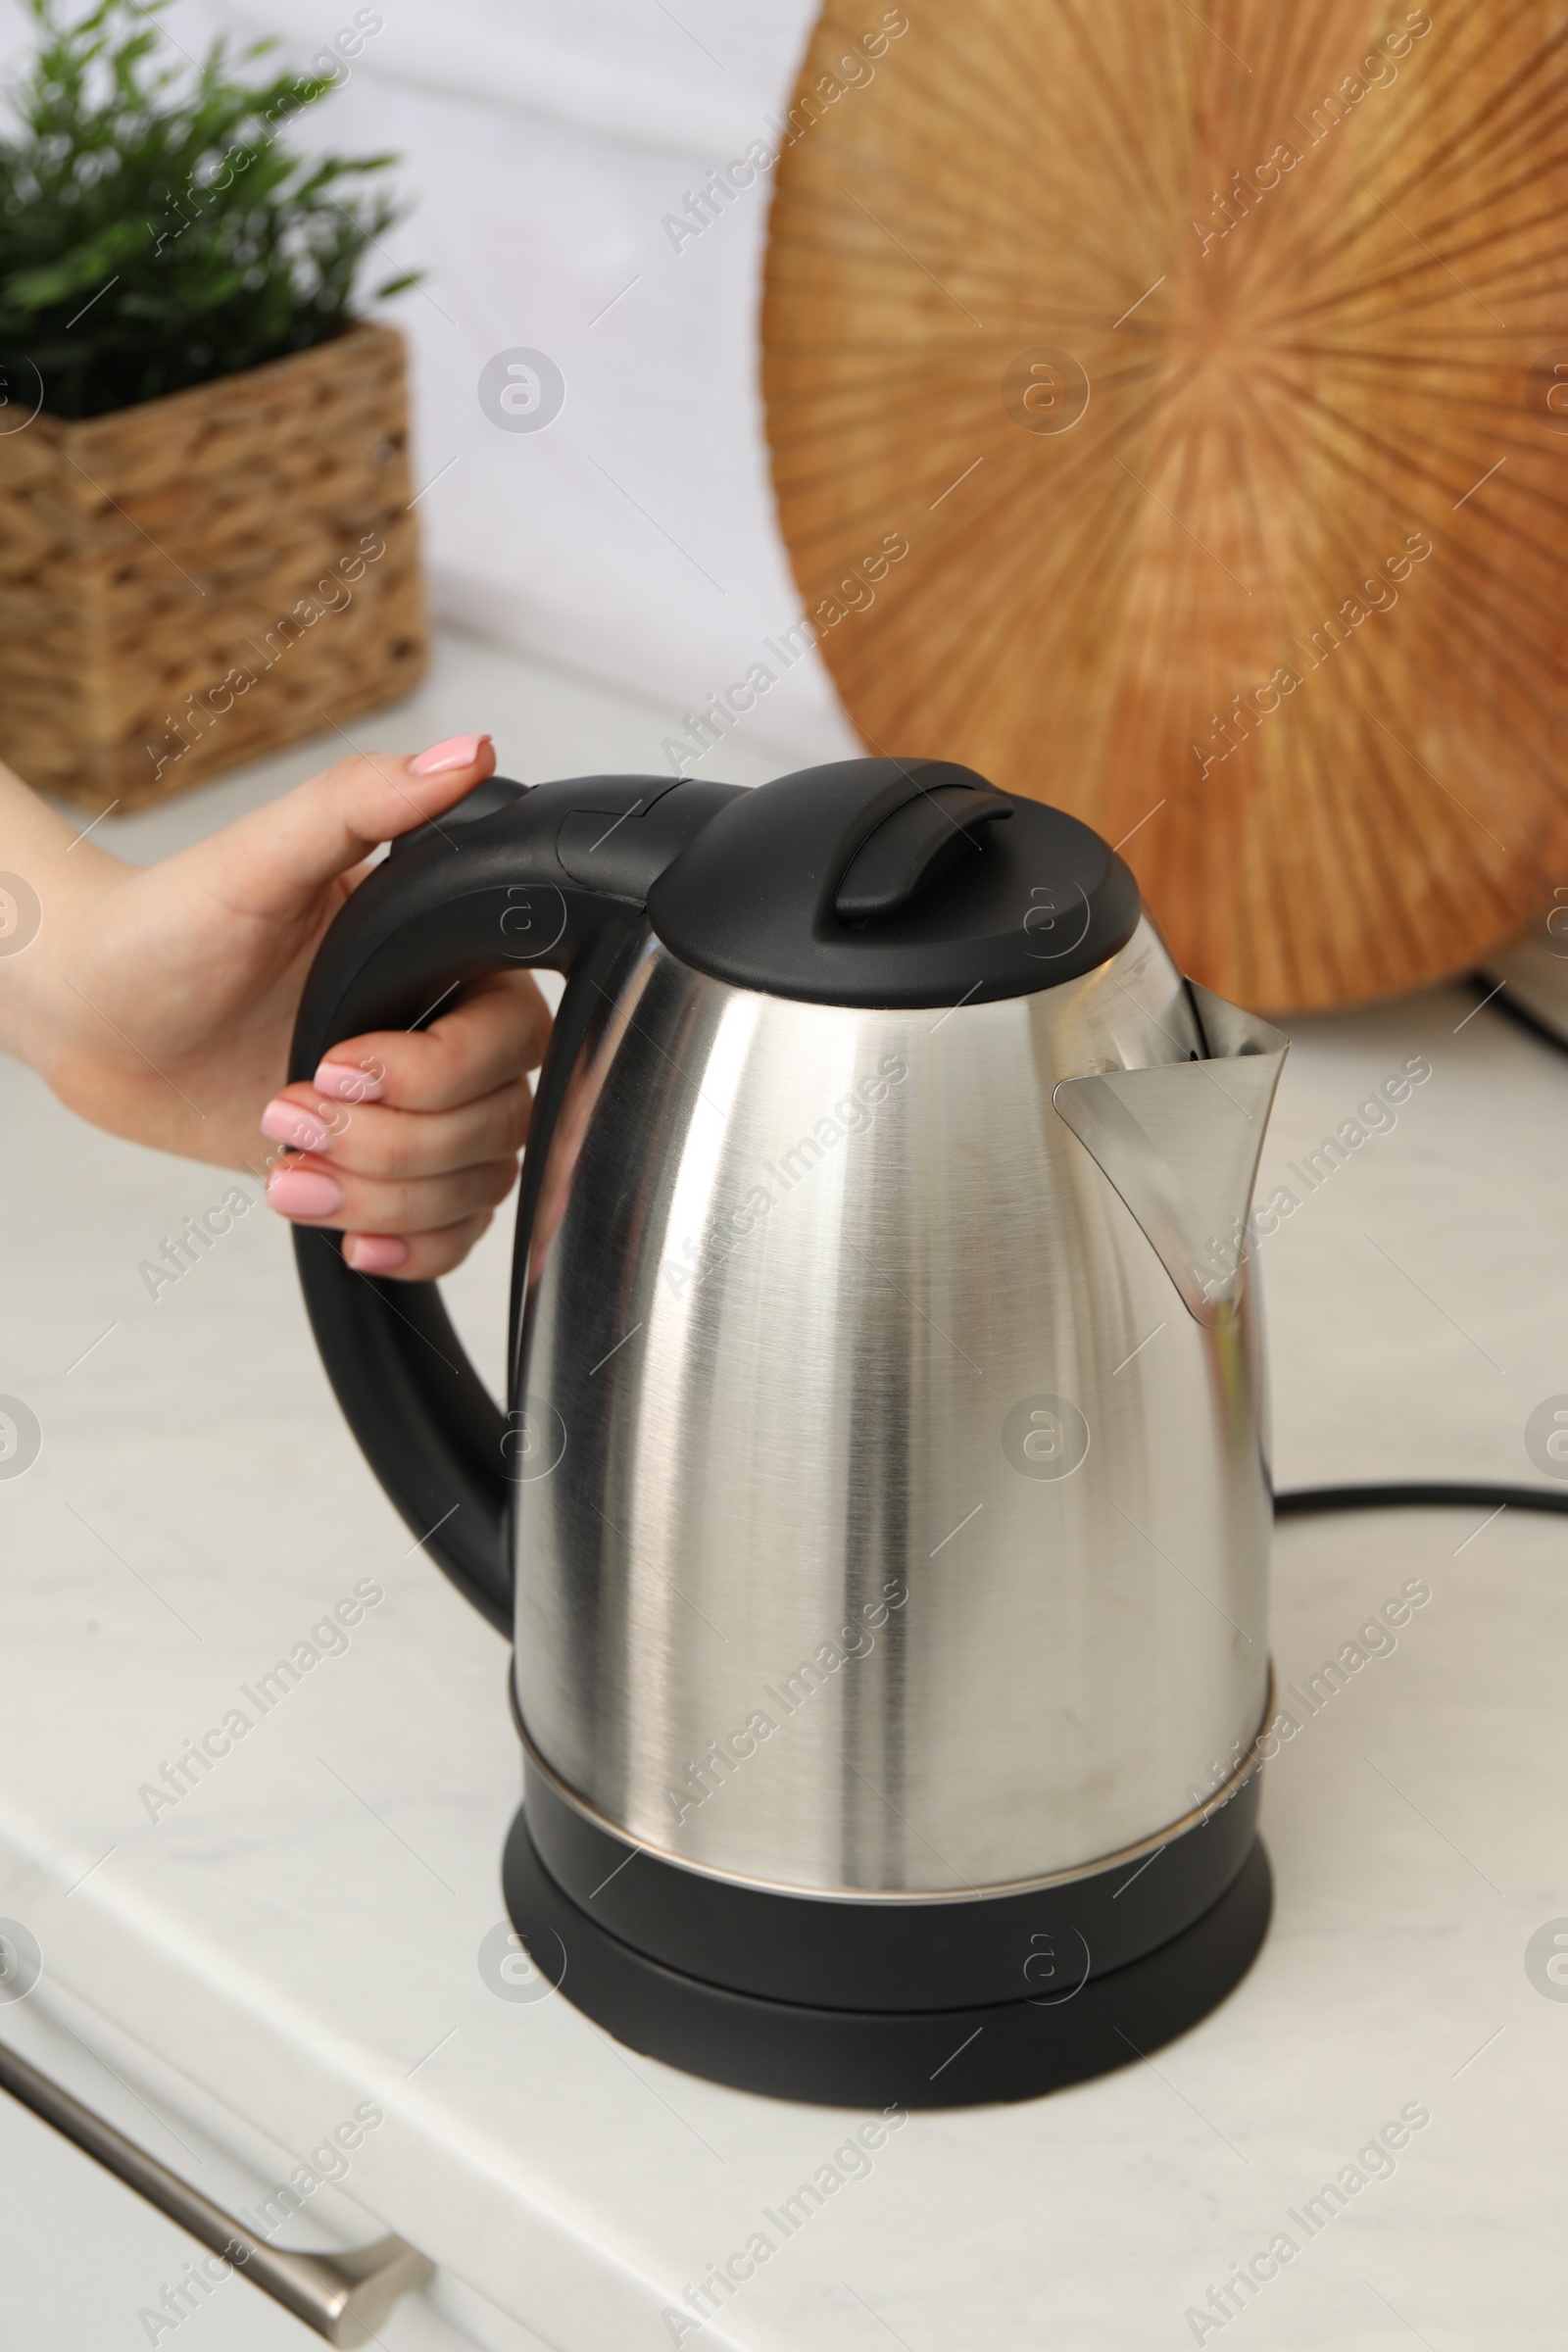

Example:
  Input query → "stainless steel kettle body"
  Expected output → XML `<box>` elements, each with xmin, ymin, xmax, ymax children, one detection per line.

<box><xmin>514</xmin><ymin>919</ymin><xmax>1279</xmax><ymax>1899</ymax></box>
<box><xmin>291</xmin><ymin>755</ymin><xmax>1286</xmax><ymax>2107</ymax></box>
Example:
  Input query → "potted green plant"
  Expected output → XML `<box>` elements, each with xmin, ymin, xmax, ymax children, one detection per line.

<box><xmin>0</xmin><ymin>0</ymin><xmax>427</xmax><ymax>809</ymax></box>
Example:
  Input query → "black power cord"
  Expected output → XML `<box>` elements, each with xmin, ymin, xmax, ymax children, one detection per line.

<box><xmin>1272</xmin><ymin>969</ymin><xmax>1568</xmax><ymax>1526</ymax></box>
<box><xmin>1275</xmin><ymin>1483</ymin><xmax>1568</xmax><ymax>1519</ymax></box>
<box><xmin>1469</xmin><ymin>970</ymin><xmax>1568</xmax><ymax>1058</ymax></box>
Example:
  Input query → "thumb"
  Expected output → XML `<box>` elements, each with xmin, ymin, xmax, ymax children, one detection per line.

<box><xmin>178</xmin><ymin>735</ymin><xmax>497</xmax><ymax>922</ymax></box>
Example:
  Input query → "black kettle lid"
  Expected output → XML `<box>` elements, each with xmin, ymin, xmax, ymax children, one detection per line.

<box><xmin>649</xmin><ymin>757</ymin><xmax>1143</xmax><ymax>1009</ymax></box>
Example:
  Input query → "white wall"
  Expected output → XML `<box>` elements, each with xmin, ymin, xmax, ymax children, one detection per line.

<box><xmin>0</xmin><ymin>0</ymin><xmax>860</xmax><ymax>775</ymax></box>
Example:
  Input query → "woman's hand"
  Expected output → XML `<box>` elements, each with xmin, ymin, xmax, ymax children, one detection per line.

<box><xmin>0</xmin><ymin>734</ymin><xmax>551</xmax><ymax>1279</ymax></box>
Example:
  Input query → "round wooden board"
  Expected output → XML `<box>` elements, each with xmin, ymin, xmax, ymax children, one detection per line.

<box><xmin>761</xmin><ymin>2</ymin><xmax>1568</xmax><ymax>1010</ymax></box>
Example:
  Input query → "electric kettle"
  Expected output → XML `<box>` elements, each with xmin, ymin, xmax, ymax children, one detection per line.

<box><xmin>290</xmin><ymin>757</ymin><xmax>1287</xmax><ymax>2108</ymax></box>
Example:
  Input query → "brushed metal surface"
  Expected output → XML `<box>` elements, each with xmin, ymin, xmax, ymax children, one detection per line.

<box><xmin>515</xmin><ymin>1675</ymin><xmax>1272</xmax><ymax>1904</ymax></box>
<box><xmin>511</xmin><ymin>916</ymin><xmax>1278</xmax><ymax>1896</ymax></box>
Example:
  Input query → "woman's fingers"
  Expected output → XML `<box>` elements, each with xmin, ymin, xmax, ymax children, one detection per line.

<box><xmin>259</xmin><ymin>969</ymin><xmax>552</xmax><ymax>1278</ymax></box>
<box><xmin>266</xmin><ymin>1150</ymin><xmax>519</xmax><ymax>1238</ymax></box>
<box><xmin>312</xmin><ymin>971</ymin><xmax>551</xmax><ymax>1114</ymax></box>
<box><xmin>260</xmin><ymin>1073</ymin><xmax>533</xmax><ymax>1179</ymax></box>
<box><xmin>250</xmin><ymin>807</ymin><xmax>551</xmax><ymax>1284</ymax></box>
<box><xmin>341</xmin><ymin>1210</ymin><xmax>497</xmax><ymax>1283</ymax></box>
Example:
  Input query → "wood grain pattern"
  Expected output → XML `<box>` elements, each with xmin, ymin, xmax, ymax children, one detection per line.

<box><xmin>0</xmin><ymin>322</ymin><xmax>426</xmax><ymax>811</ymax></box>
<box><xmin>762</xmin><ymin>1</ymin><xmax>1568</xmax><ymax>1008</ymax></box>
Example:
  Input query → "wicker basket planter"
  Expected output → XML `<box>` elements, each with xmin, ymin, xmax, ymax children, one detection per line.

<box><xmin>0</xmin><ymin>320</ymin><xmax>427</xmax><ymax>811</ymax></box>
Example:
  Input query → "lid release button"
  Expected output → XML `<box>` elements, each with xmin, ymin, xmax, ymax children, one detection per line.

<box><xmin>834</xmin><ymin>786</ymin><xmax>1012</xmax><ymax>924</ymax></box>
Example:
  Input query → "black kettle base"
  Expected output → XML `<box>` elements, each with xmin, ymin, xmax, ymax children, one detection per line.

<box><xmin>503</xmin><ymin>1808</ymin><xmax>1272</xmax><ymax>2111</ymax></box>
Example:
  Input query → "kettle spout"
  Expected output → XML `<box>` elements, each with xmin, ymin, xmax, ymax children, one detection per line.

<box><xmin>1053</xmin><ymin>983</ymin><xmax>1288</xmax><ymax>1327</ymax></box>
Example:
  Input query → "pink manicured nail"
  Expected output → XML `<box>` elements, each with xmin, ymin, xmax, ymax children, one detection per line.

<box><xmin>261</xmin><ymin>1097</ymin><xmax>332</xmax><ymax>1152</ymax></box>
<box><xmin>268</xmin><ymin>1168</ymin><xmax>344</xmax><ymax>1218</ymax></box>
<box><xmin>410</xmin><ymin>732</ymin><xmax>487</xmax><ymax>775</ymax></box>
<box><xmin>343</xmin><ymin>1235</ymin><xmax>410</xmax><ymax>1274</ymax></box>
<box><xmin>315</xmin><ymin>1060</ymin><xmax>384</xmax><ymax>1103</ymax></box>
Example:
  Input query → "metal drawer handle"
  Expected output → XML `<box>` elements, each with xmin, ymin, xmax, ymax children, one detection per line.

<box><xmin>0</xmin><ymin>2035</ymin><xmax>432</xmax><ymax>2345</ymax></box>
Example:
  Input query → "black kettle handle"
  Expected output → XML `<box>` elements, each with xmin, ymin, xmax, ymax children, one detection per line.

<box><xmin>286</xmin><ymin>773</ymin><xmax>740</xmax><ymax>1634</ymax></box>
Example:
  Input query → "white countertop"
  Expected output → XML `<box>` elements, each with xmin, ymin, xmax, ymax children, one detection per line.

<box><xmin>4</xmin><ymin>631</ymin><xmax>1567</xmax><ymax>2350</ymax></box>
